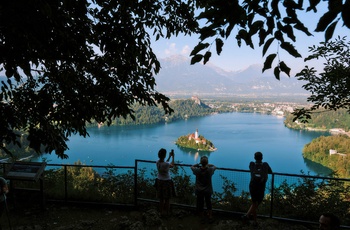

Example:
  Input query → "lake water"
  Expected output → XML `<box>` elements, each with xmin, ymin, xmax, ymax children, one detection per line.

<box><xmin>38</xmin><ymin>112</ymin><xmax>331</xmax><ymax>175</ymax></box>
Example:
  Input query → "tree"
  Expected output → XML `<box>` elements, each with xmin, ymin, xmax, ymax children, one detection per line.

<box><xmin>0</xmin><ymin>0</ymin><xmax>350</xmax><ymax>158</ymax></box>
<box><xmin>293</xmin><ymin>36</ymin><xmax>350</xmax><ymax>121</ymax></box>
<box><xmin>0</xmin><ymin>0</ymin><xmax>198</xmax><ymax>158</ymax></box>
<box><xmin>191</xmin><ymin>0</ymin><xmax>350</xmax><ymax>79</ymax></box>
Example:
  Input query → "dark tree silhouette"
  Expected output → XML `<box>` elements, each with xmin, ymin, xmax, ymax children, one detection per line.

<box><xmin>0</xmin><ymin>0</ymin><xmax>349</xmax><ymax>158</ymax></box>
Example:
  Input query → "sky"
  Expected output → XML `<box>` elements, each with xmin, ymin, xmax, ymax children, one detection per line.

<box><xmin>151</xmin><ymin>2</ymin><xmax>349</xmax><ymax>76</ymax></box>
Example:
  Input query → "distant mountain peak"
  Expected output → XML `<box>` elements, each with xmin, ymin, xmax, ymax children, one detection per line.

<box><xmin>161</xmin><ymin>55</ymin><xmax>189</xmax><ymax>66</ymax></box>
<box><xmin>155</xmin><ymin>55</ymin><xmax>308</xmax><ymax>98</ymax></box>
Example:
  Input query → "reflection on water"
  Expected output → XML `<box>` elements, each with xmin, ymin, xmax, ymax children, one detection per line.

<box><xmin>303</xmin><ymin>157</ymin><xmax>333</xmax><ymax>177</ymax></box>
<box><xmin>177</xmin><ymin>146</ymin><xmax>213</xmax><ymax>163</ymax></box>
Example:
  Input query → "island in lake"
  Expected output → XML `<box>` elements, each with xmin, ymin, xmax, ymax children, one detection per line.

<box><xmin>175</xmin><ymin>129</ymin><xmax>217</xmax><ymax>152</ymax></box>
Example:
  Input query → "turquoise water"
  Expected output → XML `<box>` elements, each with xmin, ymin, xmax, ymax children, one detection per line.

<box><xmin>38</xmin><ymin>112</ymin><xmax>330</xmax><ymax>175</ymax></box>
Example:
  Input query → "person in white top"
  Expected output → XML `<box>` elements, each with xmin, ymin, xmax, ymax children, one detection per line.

<box><xmin>156</xmin><ymin>148</ymin><xmax>175</xmax><ymax>217</ymax></box>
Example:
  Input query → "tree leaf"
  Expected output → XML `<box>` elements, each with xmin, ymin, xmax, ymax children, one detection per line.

<box><xmin>262</xmin><ymin>37</ymin><xmax>274</xmax><ymax>56</ymax></box>
<box><xmin>266</xmin><ymin>16</ymin><xmax>275</xmax><ymax>34</ymax></box>
<box><xmin>215</xmin><ymin>38</ymin><xmax>224</xmax><ymax>55</ymax></box>
<box><xmin>279</xmin><ymin>61</ymin><xmax>291</xmax><ymax>77</ymax></box>
<box><xmin>203</xmin><ymin>51</ymin><xmax>212</xmax><ymax>64</ymax></box>
<box><xmin>294</xmin><ymin>22</ymin><xmax>313</xmax><ymax>36</ymax></box>
<box><xmin>263</xmin><ymin>53</ymin><xmax>277</xmax><ymax>72</ymax></box>
<box><xmin>199</xmin><ymin>26</ymin><xmax>217</xmax><ymax>40</ymax></box>
<box><xmin>190</xmin><ymin>43</ymin><xmax>210</xmax><ymax>56</ymax></box>
<box><xmin>280</xmin><ymin>42</ymin><xmax>302</xmax><ymax>58</ymax></box>
<box><xmin>258</xmin><ymin>29</ymin><xmax>268</xmax><ymax>46</ymax></box>
<box><xmin>271</xmin><ymin>0</ymin><xmax>281</xmax><ymax>18</ymax></box>
<box><xmin>274</xmin><ymin>66</ymin><xmax>281</xmax><ymax>80</ymax></box>
<box><xmin>315</xmin><ymin>11</ymin><xmax>339</xmax><ymax>32</ymax></box>
<box><xmin>328</xmin><ymin>0</ymin><xmax>343</xmax><ymax>11</ymax></box>
<box><xmin>325</xmin><ymin>20</ymin><xmax>338</xmax><ymax>42</ymax></box>
<box><xmin>306</xmin><ymin>0</ymin><xmax>321</xmax><ymax>12</ymax></box>
<box><xmin>191</xmin><ymin>54</ymin><xmax>203</xmax><ymax>65</ymax></box>
<box><xmin>282</xmin><ymin>24</ymin><xmax>296</xmax><ymax>42</ymax></box>
<box><xmin>342</xmin><ymin>0</ymin><xmax>350</xmax><ymax>29</ymax></box>
<box><xmin>249</xmin><ymin>20</ymin><xmax>264</xmax><ymax>36</ymax></box>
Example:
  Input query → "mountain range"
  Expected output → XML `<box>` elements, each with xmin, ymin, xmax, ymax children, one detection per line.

<box><xmin>0</xmin><ymin>55</ymin><xmax>309</xmax><ymax>100</ymax></box>
<box><xmin>155</xmin><ymin>55</ymin><xmax>309</xmax><ymax>99</ymax></box>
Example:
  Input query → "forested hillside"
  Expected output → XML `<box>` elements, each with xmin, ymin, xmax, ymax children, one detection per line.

<box><xmin>284</xmin><ymin>109</ymin><xmax>350</xmax><ymax>131</ymax></box>
<box><xmin>284</xmin><ymin>109</ymin><xmax>350</xmax><ymax>177</ymax></box>
<box><xmin>110</xmin><ymin>99</ymin><xmax>215</xmax><ymax>126</ymax></box>
<box><xmin>303</xmin><ymin>135</ymin><xmax>350</xmax><ymax>178</ymax></box>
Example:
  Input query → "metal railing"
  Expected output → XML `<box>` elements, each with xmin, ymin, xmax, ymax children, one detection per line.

<box><xmin>3</xmin><ymin>160</ymin><xmax>350</xmax><ymax>228</ymax></box>
<box><xmin>135</xmin><ymin>160</ymin><xmax>350</xmax><ymax>228</ymax></box>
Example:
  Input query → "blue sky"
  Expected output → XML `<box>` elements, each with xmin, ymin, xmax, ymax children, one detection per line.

<box><xmin>151</xmin><ymin>3</ymin><xmax>349</xmax><ymax>76</ymax></box>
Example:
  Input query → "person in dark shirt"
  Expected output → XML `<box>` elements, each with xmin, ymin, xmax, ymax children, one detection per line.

<box><xmin>191</xmin><ymin>156</ymin><xmax>216</xmax><ymax>223</ymax></box>
<box><xmin>242</xmin><ymin>151</ymin><xmax>272</xmax><ymax>226</ymax></box>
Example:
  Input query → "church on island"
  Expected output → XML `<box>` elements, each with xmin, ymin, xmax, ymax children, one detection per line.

<box><xmin>175</xmin><ymin>129</ymin><xmax>216</xmax><ymax>152</ymax></box>
<box><xmin>188</xmin><ymin>129</ymin><xmax>207</xmax><ymax>145</ymax></box>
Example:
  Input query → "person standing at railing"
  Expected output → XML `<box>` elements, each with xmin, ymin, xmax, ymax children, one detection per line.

<box><xmin>155</xmin><ymin>148</ymin><xmax>175</xmax><ymax>217</ymax></box>
<box><xmin>319</xmin><ymin>213</ymin><xmax>340</xmax><ymax>230</ymax></box>
<box><xmin>242</xmin><ymin>151</ymin><xmax>272</xmax><ymax>226</ymax></box>
<box><xmin>0</xmin><ymin>177</ymin><xmax>9</xmax><ymax>230</ymax></box>
<box><xmin>191</xmin><ymin>156</ymin><xmax>216</xmax><ymax>224</ymax></box>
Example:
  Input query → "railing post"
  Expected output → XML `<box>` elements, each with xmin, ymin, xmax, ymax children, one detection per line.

<box><xmin>134</xmin><ymin>159</ymin><xmax>138</xmax><ymax>207</ymax></box>
<box><xmin>64</xmin><ymin>165</ymin><xmax>68</xmax><ymax>202</ymax></box>
<box><xmin>270</xmin><ymin>173</ymin><xmax>275</xmax><ymax>218</ymax></box>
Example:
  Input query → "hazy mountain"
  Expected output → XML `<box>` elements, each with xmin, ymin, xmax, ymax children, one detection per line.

<box><xmin>155</xmin><ymin>55</ymin><xmax>309</xmax><ymax>97</ymax></box>
<box><xmin>0</xmin><ymin>55</ymin><xmax>309</xmax><ymax>99</ymax></box>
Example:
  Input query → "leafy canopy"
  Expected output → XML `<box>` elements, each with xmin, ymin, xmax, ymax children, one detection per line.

<box><xmin>0</xmin><ymin>0</ymin><xmax>349</xmax><ymax>158</ymax></box>
<box><xmin>293</xmin><ymin>36</ymin><xmax>350</xmax><ymax>121</ymax></box>
<box><xmin>191</xmin><ymin>0</ymin><xmax>350</xmax><ymax>80</ymax></box>
<box><xmin>0</xmin><ymin>0</ymin><xmax>198</xmax><ymax>158</ymax></box>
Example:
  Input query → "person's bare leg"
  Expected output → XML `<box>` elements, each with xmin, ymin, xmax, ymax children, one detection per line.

<box><xmin>251</xmin><ymin>202</ymin><xmax>259</xmax><ymax>219</ymax></box>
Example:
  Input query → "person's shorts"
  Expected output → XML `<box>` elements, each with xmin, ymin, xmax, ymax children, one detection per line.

<box><xmin>249</xmin><ymin>182</ymin><xmax>266</xmax><ymax>204</ymax></box>
<box><xmin>157</xmin><ymin>179</ymin><xmax>174</xmax><ymax>199</ymax></box>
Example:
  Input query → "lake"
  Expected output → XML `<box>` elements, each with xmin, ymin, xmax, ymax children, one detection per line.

<box><xmin>38</xmin><ymin>112</ymin><xmax>331</xmax><ymax>175</ymax></box>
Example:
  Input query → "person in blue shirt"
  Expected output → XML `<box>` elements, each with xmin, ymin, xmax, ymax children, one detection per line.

<box><xmin>191</xmin><ymin>156</ymin><xmax>216</xmax><ymax>224</ymax></box>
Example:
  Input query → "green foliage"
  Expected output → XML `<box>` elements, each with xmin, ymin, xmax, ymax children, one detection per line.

<box><xmin>294</xmin><ymin>36</ymin><xmax>350</xmax><ymax>122</ymax></box>
<box><xmin>44</xmin><ymin>161</ymin><xmax>135</xmax><ymax>203</ymax></box>
<box><xmin>0</xmin><ymin>133</ymin><xmax>38</xmax><ymax>161</ymax></box>
<box><xmin>0</xmin><ymin>0</ymin><xmax>198</xmax><ymax>158</ymax></box>
<box><xmin>285</xmin><ymin>109</ymin><xmax>350</xmax><ymax>131</ymax></box>
<box><xmin>1</xmin><ymin>0</ymin><xmax>350</xmax><ymax>161</ymax></box>
<box><xmin>212</xmin><ymin>175</ymin><xmax>242</xmax><ymax>211</ymax></box>
<box><xmin>192</xmin><ymin>0</ymin><xmax>350</xmax><ymax>79</ymax></box>
<box><xmin>42</xmin><ymin>161</ymin><xmax>350</xmax><ymax>225</ymax></box>
<box><xmin>302</xmin><ymin>135</ymin><xmax>350</xmax><ymax>178</ymax></box>
<box><xmin>97</xmin><ymin>167</ymin><xmax>135</xmax><ymax>203</ymax></box>
<box><xmin>111</xmin><ymin>99</ymin><xmax>213</xmax><ymax>126</ymax></box>
<box><xmin>171</xmin><ymin>165</ymin><xmax>197</xmax><ymax>205</ymax></box>
<box><xmin>273</xmin><ymin>175</ymin><xmax>350</xmax><ymax>224</ymax></box>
